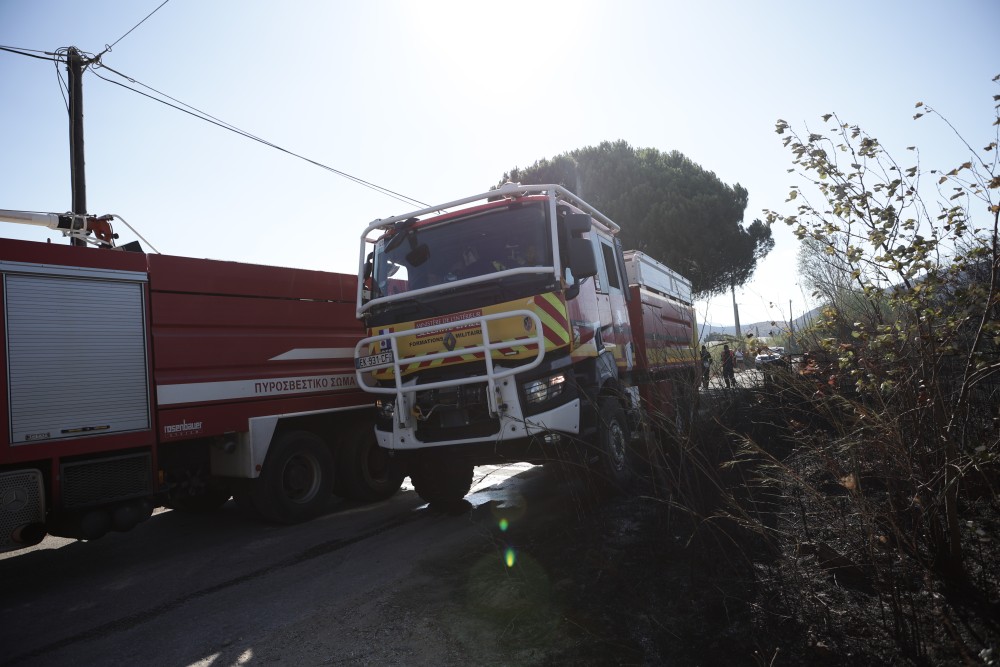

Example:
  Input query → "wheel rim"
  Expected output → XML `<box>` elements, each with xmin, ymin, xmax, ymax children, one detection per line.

<box><xmin>281</xmin><ymin>451</ymin><xmax>322</xmax><ymax>504</ymax></box>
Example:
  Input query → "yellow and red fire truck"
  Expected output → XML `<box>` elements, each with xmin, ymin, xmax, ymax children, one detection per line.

<box><xmin>354</xmin><ymin>184</ymin><xmax>698</xmax><ymax>504</ymax></box>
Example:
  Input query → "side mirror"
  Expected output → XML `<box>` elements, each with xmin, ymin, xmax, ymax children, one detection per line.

<box><xmin>564</xmin><ymin>212</ymin><xmax>592</xmax><ymax>235</ymax></box>
<box><xmin>568</xmin><ymin>237</ymin><xmax>597</xmax><ymax>280</ymax></box>
<box><xmin>559</xmin><ymin>211</ymin><xmax>596</xmax><ymax>287</ymax></box>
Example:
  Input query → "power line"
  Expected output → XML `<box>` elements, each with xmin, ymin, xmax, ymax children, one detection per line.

<box><xmin>52</xmin><ymin>47</ymin><xmax>72</xmax><ymax>112</ymax></box>
<box><xmin>100</xmin><ymin>0</ymin><xmax>173</xmax><ymax>56</ymax></box>
<box><xmin>2</xmin><ymin>40</ymin><xmax>430</xmax><ymax>210</ymax></box>
<box><xmin>0</xmin><ymin>44</ymin><xmax>58</xmax><ymax>61</ymax></box>
<box><xmin>91</xmin><ymin>63</ymin><xmax>429</xmax><ymax>209</ymax></box>
<box><xmin>54</xmin><ymin>54</ymin><xmax>69</xmax><ymax>111</ymax></box>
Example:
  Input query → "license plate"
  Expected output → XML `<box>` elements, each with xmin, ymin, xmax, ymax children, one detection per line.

<box><xmin>355</xmin><ymin>350</ymin><xmax>394</xmax><ymax>369</ymax></box>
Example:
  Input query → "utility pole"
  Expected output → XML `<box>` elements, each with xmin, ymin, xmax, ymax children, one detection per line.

<box><xmin>67</xmin><ymin>47</ymin><xmax>87</xmax><ymax>246</ymax></box>
<box><xmin>731</xmin><ymin>282</ymin><xmax>742</xmax><ymax>351</ymax></box>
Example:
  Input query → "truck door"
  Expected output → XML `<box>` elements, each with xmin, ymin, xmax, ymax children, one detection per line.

<box><xmin>591</xmin><ymin>232</ymin><xmax>630</xmax><ymax>369</ymax></box>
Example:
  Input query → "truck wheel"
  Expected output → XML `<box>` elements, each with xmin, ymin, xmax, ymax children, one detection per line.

<box><xmin>337</xmin><ymin>426</ymin><xmax>405</xmax><ymax>502</ymax></box>
<box><xmin>597</xmin><ymin>397</ymin><xmax>633</xmax><ymax>490</ymax></box>
<box><xmin>251</xmin><ymin>431</ymin><xmax>334</xmax><ymax>523</ymax></box>
<box><xmin>410</xmin><ymin>458</ymin><xmax>474</xmax><ymax>508</ymax></box>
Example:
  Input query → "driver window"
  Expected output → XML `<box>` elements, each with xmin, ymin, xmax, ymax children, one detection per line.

<box><xmin>592</xmin><ymin>234</ymin><xmax>622</xmax><ymax>295</ymax></box>
<box><xmin>601</xmin><ymin>242</ymin><xmax>621</xmax><ymax>292</ymax></box>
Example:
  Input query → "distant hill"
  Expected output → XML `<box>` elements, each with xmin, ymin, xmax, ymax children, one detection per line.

<box><xmin>698</xmin><ymin>305</ymin><xmax>824</xmax><ymax>340</ymax></box>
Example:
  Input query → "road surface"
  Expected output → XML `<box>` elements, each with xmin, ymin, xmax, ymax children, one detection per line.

<box><xmin>0</xmin><ymin>463</ymin><xmax>558</xmax><ymax>666</ymax></box>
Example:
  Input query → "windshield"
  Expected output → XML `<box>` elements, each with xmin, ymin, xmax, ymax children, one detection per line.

<box><xmin>370</xmin><ymin>202</ymin><xmax>552</xmax><ymax>300</ymax></box>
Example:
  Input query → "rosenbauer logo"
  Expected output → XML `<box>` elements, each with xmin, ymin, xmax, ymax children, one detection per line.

<box><xmin>164</xmin><ymin>420</ymin><xmax>203</xmax><ymax>435</ymax></box>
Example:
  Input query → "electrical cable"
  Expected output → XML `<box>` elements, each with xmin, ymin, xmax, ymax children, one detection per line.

<box><xmin>0</xmin><ymin>44</ymin><xmax>57</xmax><ymax>61</ymax></box>
<box><xmin>3</xmin><ymin>39</ymin><xmax>431</xmax><ymax>212</ymax></box>
<box><xmin>91</xmin><ymin>64</ymin><xmax>429</xmax><ymax>209</ymax></box>
<box><xmin>52</xmin><ymin>47</ymin><xmax>70</xmax><ymax>112</ymax></box>
<box><xmin>99</xmin><ymin>0</ymin><xmax>173</xmax><ymax>56</ymax></box>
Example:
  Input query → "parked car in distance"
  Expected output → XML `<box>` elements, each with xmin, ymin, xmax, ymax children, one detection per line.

<box><xmin>755</xmin><ymin>347</ymin><xmax>784</xmax><ymax>365</ymax></box>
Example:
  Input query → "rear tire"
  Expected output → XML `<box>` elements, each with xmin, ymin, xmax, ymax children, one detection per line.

<box><xmin>250</xmin><ymin>431</ymin><xmax>334</xmax><ymax>524</ymax></box>
<box><xmin>596</xmin><ymin>397</ymin><xmax>633</xmax><ymax>491</ymax></box>
<box><xmin>336</xmin><ymin>425</ymin><xmax>405</xmax><ymax>502</ymax></box>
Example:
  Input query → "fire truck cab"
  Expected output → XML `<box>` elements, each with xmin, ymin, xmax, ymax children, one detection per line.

<box><xmin>354</xmin><ymin>184</ymin><xmax>697</xmax><ymax>504</ymax></box>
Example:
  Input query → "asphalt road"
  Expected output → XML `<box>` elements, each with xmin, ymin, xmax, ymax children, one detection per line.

<box><xmin>0</xmin><ymin>463</ymin><xmax>545</xmax><ymax>667</ymax></box>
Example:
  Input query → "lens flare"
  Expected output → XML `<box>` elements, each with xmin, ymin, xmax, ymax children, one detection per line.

<box><xmin>504</xmin><ymin>547</ymin><xmax>516</xmax><ymax>568</ymax></box>
<box><xmin>499</xmin><ymin>518</ymin><xmax>509</xmax><ymax>532</ymax></box>
<box><xmin>489</xmin><ymin>491</ymin><xmax>528</xmax><ymax>523</ymax></box>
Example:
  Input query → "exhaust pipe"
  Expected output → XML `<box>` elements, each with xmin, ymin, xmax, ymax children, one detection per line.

<box><xmin>10</xmin><ymin>522</ymin><xmax>47</xmax><ymax>547</ymax></box>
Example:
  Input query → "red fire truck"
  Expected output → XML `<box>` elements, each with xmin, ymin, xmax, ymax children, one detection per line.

<box><xmin>353</xmin><ymin>184</ymin><xmax>698</xmax><ymax>504</ymax></box>
<box><xmin>0</xmin><ymin>210</ymin><xmax>400</xmax><ymax>553</ymax></box>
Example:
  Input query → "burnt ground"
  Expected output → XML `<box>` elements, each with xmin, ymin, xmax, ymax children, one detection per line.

<box><xmin>359</xmin><ymin>380</ymin><xmax>999</xmax><ymax>666</ymax></box>
<box><xmin>4</xmin><ymin>376</ymin><xmax>995</xmax><ymax>666</ymax></box>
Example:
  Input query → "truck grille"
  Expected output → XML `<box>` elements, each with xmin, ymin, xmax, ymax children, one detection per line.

<box><xmin>413</xmin><ymin>382</ymin><xmax>500</xmax><ymax>442</ymax></box>
<box><xmin>0</xmin><ymin>469</ymin><xmax>45</xmax><ymax>551</ymax></box>
<box><xmin>61</xmin><ymin>453</ymin><xmax>152</xmax><ymax>509</ymax></box>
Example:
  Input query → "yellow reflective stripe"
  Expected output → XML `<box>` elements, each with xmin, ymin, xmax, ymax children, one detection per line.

<box><xmin>536</xmin><ymin>292</ymin><xmax>569</xmax><ymax>343</ymax></box>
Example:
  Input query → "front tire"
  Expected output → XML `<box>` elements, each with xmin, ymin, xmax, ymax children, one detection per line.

<box><xmin>250</xmin><ymin>431</ymin><xmax>334</xmax><ymax>524</ymax></box>
<box><xmin>410</xmin><ymin>457</ymin><xmax>474</xmax><ymax>507</ymax></box>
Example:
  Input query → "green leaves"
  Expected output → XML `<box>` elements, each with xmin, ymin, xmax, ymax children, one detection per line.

<box><xmin>777</xmin><ymin>88</ymin><xmax>999</xmax><ymax>425</ymax></box>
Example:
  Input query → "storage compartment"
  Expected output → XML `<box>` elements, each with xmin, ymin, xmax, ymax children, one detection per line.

<box><xmin>4</xmin><ymin>269</ymin><xmax>150</xmax><ymax>445</ymax></box>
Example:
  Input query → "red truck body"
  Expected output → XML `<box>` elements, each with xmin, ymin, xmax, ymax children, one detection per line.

<box><xmin>624</xmin><ymin>250</ymin><xmax>699</xmax><ymax>427</ymax></box>
<box><xmin>0</xmin><ymin>237</ymin><xmax>389</xmax><ymax>552</ymax></box>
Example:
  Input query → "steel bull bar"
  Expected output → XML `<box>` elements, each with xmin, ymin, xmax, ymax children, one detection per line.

<box><xmin>354</xmin><ymin>310</ymin><xmax>546</xmax><ymax>427</ymax></box>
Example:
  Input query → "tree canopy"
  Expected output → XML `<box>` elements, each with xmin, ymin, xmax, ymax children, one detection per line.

<box><xmin>496</xmin><ymin>140</ymin><xmax>773</xmax><ymax>296</ymax></box>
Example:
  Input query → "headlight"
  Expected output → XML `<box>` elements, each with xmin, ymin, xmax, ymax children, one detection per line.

<box><xmin>376</xmin><ymin>398</ymin><xmax>395</xmax><ymax>420</ymax></box>
<box><xmin>523</xmin><ymin>373</ymin><xmax>566</xmax><ymax>404</ymax></box>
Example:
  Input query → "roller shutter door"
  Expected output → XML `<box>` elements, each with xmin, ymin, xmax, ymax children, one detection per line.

<box><xmin>5</xmin><ymin>272</ymin><xmax>150</xmax><ymax>444</ymax></box>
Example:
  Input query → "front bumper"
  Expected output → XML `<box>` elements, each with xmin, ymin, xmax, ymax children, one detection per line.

<box><xmin>375</xmin><ymin>373</ymin><xmax>581</xmax><ymax>451</ymax></box>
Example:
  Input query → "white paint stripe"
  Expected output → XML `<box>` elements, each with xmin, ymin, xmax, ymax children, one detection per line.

<box><xmin>268</xmin><ymin>347</ymin><xmax>356</xmax><ymax>361</ymax></box>
<box><xmin>157</xmin><ymin>373</ymin><xmax>358</xmax><ymax>406</ymax></box>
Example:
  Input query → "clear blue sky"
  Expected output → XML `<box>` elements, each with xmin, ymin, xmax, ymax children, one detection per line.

<box><xmin>1</xmin><ymin>1</ymin><xmax>996</xmax><ymax>326</ymax></box>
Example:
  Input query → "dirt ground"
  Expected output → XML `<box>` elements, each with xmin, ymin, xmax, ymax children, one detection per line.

<box><xmin>230</xmin><ymin>478</ymin><xmax>997</xmax><ymax>666</ymax></box>
<box><xmin>373</xmin><ymin>470</ymin><xmax>996</xmax><ymax>666</ymax></box>
<box><xmin>232</xmin><ymin>481</ymin><xmax>763</xmax><ymax>666</ymax></box>
<box><xmin>242</xmin><ymin>386</ymin><xmax>998</xmax><ymax>666</ymax></box>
